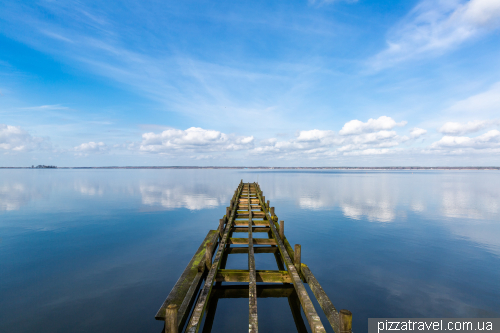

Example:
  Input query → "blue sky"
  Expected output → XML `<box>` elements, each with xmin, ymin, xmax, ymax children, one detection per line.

<box><xmin>1</xmin><ymin>0</ymin><xmax>500</xmax><ymax>166</ymax></box>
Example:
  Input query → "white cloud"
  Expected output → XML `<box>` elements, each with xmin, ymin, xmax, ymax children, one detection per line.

<box><xmin>431</xmin><ymin>129</ymin><xmax>500</xmax><ymax>150</ymax></box>
<box><xmin>372</xmin><ymin>0</ymin><xmax>500</xmax><ymax>68</ymax></box>
<box><xmin>139</xmin><ymin>127</ymin><xmax>254</xmax><ymax>154</ymax></box>
<box><xmin>439</xmin><ymin>120</ymin><xmax>498</xmax><ymax>135</ymax></box>
<box><xmin>251</xmin><ymin>117</ymin><xmax>409</xmax><ymax>158</ymax></box>
<box><xmin>74</xmin><ymin>141</ymin><xmax>107</xmax><ymax>154</ymax></box>
<box><xmin>0</xmin><ymin>124</ymin><xmax>48</xmax><ymax>151</ymax></box>
<box><xmin>339</xmin><ymin>116</ymin><xmax>407</xmax><ymax>135</ymax></box>
<box><xmin>410</xmin><ymin>127</ymin><xmax>427</xmax><ymax>138</ymax></box>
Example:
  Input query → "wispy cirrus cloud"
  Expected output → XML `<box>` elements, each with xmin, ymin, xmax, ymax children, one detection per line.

<box><xmin>371</xmin><ymin>0</ymin><xmax>500</xmax><ymax>69</ymax></box>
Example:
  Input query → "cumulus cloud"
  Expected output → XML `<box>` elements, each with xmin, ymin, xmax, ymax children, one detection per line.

<box><xmin>372</xmin><ymin>0</ymin><xmax>500</xmax><ymax>68</ymax></box>
<box><xmin>251</xmin><ymin>117</ymin><xmax>410</xmax><ymax>158</ymax></box>
<box><xmin>439</xmin><ymin>120</ymin><xmax>498</xmax><ymax>135</ymax></box>
<box><xmin>0</xmin><ymin>124</ymin><xmax>49</xmax><ymax>151</ymax></box>
<box><xmin>410</xmin><ymin>127</ymin><xmax>427</xmax><ymax>138</ymax></box>
<box><xmin>74</xmin><ymin>141</ymin><xmax>107</xmax><ymax>154</ymax></box>
<box><xmin>140</xmin><ymin>127</ymin><xmax>254</xmax><ymax>154</ymax></box>
<box><xmin>430</xmin><ymin>130</ymin><xmax>500</xmax><ymax>150</ymax></box>
<box><xmin>339</xmin><ymin>116</ymin><xmax>407</xmax><ymax>135</ymax></box>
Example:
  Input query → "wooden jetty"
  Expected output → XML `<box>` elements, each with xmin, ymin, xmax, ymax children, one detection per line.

<box><xmin>156</xmin><ymin>181</ymin><xmax>352</xmax><ymax>333</ymax></box>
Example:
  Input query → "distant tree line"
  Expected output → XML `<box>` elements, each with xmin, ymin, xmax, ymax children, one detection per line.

<box><xmin>32</xmin><ymin>165</ymin><xmax>57</xmax><ymax>168</ymax></box>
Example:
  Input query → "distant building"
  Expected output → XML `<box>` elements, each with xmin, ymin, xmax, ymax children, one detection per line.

<box><xmin>35</xmin><ymin>165</ymin><xmax>57</xmax><ymax>169</ymax></box>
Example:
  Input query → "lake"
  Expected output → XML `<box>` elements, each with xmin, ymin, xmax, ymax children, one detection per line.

<box><xmin>1</xmin><ymin>169</ymin><xmax>499</xmax><ymax>332</ymax></box>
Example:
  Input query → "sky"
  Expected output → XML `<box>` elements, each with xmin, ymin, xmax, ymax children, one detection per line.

<box><xmin>1</xmin><ymin>0</ymin><xmax>500</xmax><ymax>167</ymax></box>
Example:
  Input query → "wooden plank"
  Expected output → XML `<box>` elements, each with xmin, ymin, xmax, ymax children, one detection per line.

<box><xmin>255</xmin><ymin>189</ymin><xmax>327</xmax><ymax>333</ymax></box>
<box><xmin>185</xmin><ymin>184</ymin><xmax>243</xmax><ymax>333</ymax></box>
<box><xmin>301</xmin><ymin>263</ymin><xmax>340</xmax><ymax>333</ymax></box>
<box><xmin>212</xmin><ymin>285</ymin><xmax>295</xmax><ymax>299</ymax></box>
<box><xmin>228</xmin><ymin>238</ymin><xmax>277</xmax><ymax>245</ymax></box>
<box><xmin>232</xmin><ymin>227</ymin><xmax>271</xmax><ymax>233</ymax></box>
<box><xmin>234</xmin><ymin>220</ymin><xmax>268</xmax><ymax>226</ymax></box>
<box><xmin>155</xmin><ymin>230</ymin><xmax>218</xmax><ymax>321</ymax></box>
<box><xmin>225</xmin><ymin>246</ymin><xmax>279</xmax><ymax>254</ymax></box>
<box><xmin>215</xmin><ymin>269</ymin><xmax>292</xmax><ymax>283</ymax></box>
<box><xmin>248</xmin><ymin>187</ymin><xmax>258</xmax><ymax>333</ymax></box>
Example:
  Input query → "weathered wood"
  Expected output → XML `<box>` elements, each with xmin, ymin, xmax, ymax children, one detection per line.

<box><xmin>255</xmin><ymin>190</ymin><xmax>326</xmax><ymax>333</ymax></box>
<box><xmin>158</xmin><ymin>181</ymin><xmax>349</xmax><ymax>333</ymax></box>
<box><xmin>228</xmin><ymin>238</ymin><xmax>277</xmax><ymax>245</ymax></box>
<box><xmin>294</xmin><ymin>244</ymin><xmax>301</xmax><ymax>272</ymax></box>
<box><xmin>219</xmin><ymin>219</ymin><xmax>224</xmax><ymax>237</ymax></box>
<box><xmin>212</xmin><ymin>284</ymin><xmax>295</xmax><ymax>299</ymax></box>
<box><xmin>206</xmin><ymin>242</ymin><xmax>213</xmax><ymax>270</ymax></box>
<box><xmin>155</xmin><ymin>230</ymin><xmax>218</xmax><ymax>321</ymax></box>
<box><xmin>234</xmin><ymin>220</ymin><xmax>268</xmax><ymax>226</ymax></box>
<box><xmin>301</xmin><ymin>263</ymin><xmax>340</xmax><ymax>332</ymax></box>
<box><xmin>225</xmin><ymin>246</ymin><xmax>279</xmax><ymax>254</ymax></box>
<box><xmin>215</xmin><ymin>269</ymin><xmax>292</xmax><ymax>283</ymax></box>
<box><xmin>232</xmin><ymin>227</ymin><xmax>271</xmax><ymax>233</ymax></box>
<box><xmin>248</xmin><ymin>190</ymin><xmax>258</xmax><ymax>333</ymax></box>
<box><xmin>165</xmin><ymin>304</ymin><xmax>178</xmax><ymax>333</ymax></box>
<box><xmin>185</xmin><ymin>184</ymin><xmax>243</xmax><ymax>333</ymax></box>
<box><xmin>288</xmin><ymin>290</ymin><xmax>309</xmax><ymax>333</ymax></box>
<box><xmin>339</xmin><ymin>309</ymin><xmax>352</xmax><ymax>333</ymax></box>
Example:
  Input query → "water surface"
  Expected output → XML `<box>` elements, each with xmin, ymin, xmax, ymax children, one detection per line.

<box><xmin>1</xmin><ymin>169</ymin><xmax>499</xmax><ymax>332</ymax></box>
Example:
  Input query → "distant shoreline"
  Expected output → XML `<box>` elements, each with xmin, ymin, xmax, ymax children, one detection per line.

<box><xmin>1</xmin><ymin>166</ymin><xmax>499</xmax><ymax>170</ymax></box>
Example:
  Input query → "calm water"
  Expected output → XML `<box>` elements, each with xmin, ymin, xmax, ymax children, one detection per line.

<box><xmin>1</xmin><ymin>169</ymin><xmax>499</xmax><ymax>332</ymax></box>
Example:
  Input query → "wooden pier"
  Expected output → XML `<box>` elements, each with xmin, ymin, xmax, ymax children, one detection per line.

<box><xmin>155</xmin><ymin>181</ymin><xmax>352</xmax><ymax>333</ymax></box>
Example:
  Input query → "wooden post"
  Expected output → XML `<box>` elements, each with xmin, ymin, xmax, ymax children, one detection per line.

<box><xmin>270</xmin><ymin>207</ymin><xmax>275</xmax><ymax>217</ymax></box>
<box><xmin>219</xmin><ymin>219</ymin><xmax>224</xmax><ymax>237</ymax></box>
<box><xmin>294</xmin><ymin>244</ymin><xmax>301</xmax><ymax>272</ymax></box>
<box><xmin>279</xmin><ymin>220</ymin><xmax>284</xmax><ymax>240</ymax></box>
<box><xmin>165</xmin><ymin>304</ymin><xmax>178</xmax><ymax>333</ymax></box>
<box><xmin>339</xmin><ymin>309</ymin><xmax>352</xmax><ymax>333</ymax></box>
<box><xmin>267</xmin><ymin>200</ymin><xmax>270</xmax><ymax>209</ymax></box>
<box><xmin>226</xmin><ymin>207</ymin><xmax>230</xmax><ymax>217</ymax></box>
<box><xmin>206</xmin><ymin>242</ymin><xmax>213</xmax><ymax>270</ymax></box>
<box><xmin>262</xmin><ymin>196</ymin><xmax>265</xmax><ymax>206</ymax></box>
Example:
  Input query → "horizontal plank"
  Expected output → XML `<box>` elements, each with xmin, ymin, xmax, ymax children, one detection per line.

<box><xmin>212</xmin><ymin>285</ymin><xmax>295</xmax><ymax>299</ymax></box>
<box><xmin>232</xmin><ymin>227</ymin><xmax>271</xmax><ymax>233</ymax></box>
<box><xmin>228</xmin><ymin>238</ymin><xmax>277</xmax><ymax>245</ymax></box>
<box><xmin>216</xmin><ymin>269</ymin><xmax>292</xmax><ymax>283</ymax></box>
<box><xmin>226</xmin><ymin>246</ymin><xmax>279</xmax><ymax>254</ymax></box>
<box><xmin>234</xmin><ymin>220</ymin><xmax>268</xmax><ymax>226</ymax></box>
